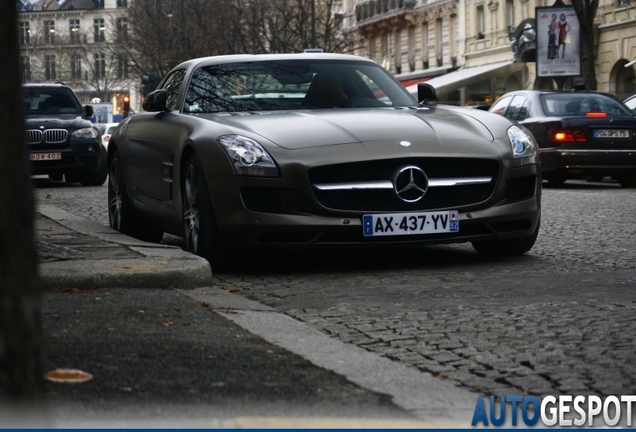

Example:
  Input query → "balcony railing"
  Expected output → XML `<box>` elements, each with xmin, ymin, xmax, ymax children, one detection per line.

<box><xmin>355</xmin><ymin>0</ymin><xmax>417</xmax><ymax>23</ymax></box>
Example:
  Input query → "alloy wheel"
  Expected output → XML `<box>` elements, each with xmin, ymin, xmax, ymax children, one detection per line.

<box><xmin>108</xmin><ymin>156</ymin><xmax>122</xmax><ymax>231</ymax></box>
<box><xmin>183</xmin><ymin>163</ymin><xmax>200</xmax><ymax>254</ymax></box>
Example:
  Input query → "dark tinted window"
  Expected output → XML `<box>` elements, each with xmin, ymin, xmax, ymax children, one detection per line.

<box><xmin>541</xmin><ymin>93</ymin><xmax>632</xmax><ymax>116</ymax></box>
<box><xmin>490</xmin><ymin>95</ymin><xmax>513</xmax><ymax>116</ymax></box>
<box><xmin>184</xmin><ymin>60</ymin><xmax>415</xmax><ymax>113</ymax></box>
<box><xmin>161</xmin><ymin>69</ymin><xmax>186</xmax><ymax>111</ymax></box>
<box><xmin>506</xmin><ymin>95</ymin><xmax>528</xmax><ymax>121</ymax></box>
<box><xmin>23</xmin><ymin>87</ymin><xmax>83</xmax><ymax>115</ymax></box>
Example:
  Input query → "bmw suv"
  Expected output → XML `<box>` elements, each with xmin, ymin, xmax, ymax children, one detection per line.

<box><xmin>23</xmin><ymin>83</ymin><xmax>107</xmax><ymax>186</ymax></box>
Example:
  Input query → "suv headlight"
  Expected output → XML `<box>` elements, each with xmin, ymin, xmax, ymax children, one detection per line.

<box><xmin>217</xmin><ymin>135</ymin><xmax>279</xmax><ymax>177</ymax></box>
<box><xmin>508</xmin><ymin>125</ymin><xmax>538</xmax><ymax>167</ymax></box>
<box><xmin>72</xmin><ymin>128</ymin><xmax>98</xmax><ymax>140</ymax></box>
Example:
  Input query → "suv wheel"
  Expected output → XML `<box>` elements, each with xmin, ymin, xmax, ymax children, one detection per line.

<box><xmin>79</xmin><ymin>147</ymin><xmax>108</xmax><ymax>186</ymax></box>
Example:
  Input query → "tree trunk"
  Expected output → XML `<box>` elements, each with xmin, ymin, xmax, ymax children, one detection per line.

<box><xmin>0</xmin><ymin>1</ymin><xmax>43</xmax><ymax>401</ymax></box>
<box><xmin>571</xmin><ymin>0</ymin><xmax>599</xmax><ymax>90</ymax></box>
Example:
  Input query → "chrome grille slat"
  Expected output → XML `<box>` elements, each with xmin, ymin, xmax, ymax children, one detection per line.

<box><xmin>26</xmin><ymin>130</ymin><xmax>42</xmax><ymax>144</ymax></box>
<box><xmin>43</xmin><ymin>129</ymin><xmax>68</xmax><ymax>143</ymax></box>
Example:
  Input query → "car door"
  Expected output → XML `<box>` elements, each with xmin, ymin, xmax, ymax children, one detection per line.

<box><xmin>127</xmin><ymin>69</ymin><xmax>187</xmax><ymax>206</ymax></box>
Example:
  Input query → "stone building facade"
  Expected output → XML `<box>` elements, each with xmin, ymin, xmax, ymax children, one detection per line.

<box><xmin>341</xmin><ymin>0</ymin><xmax>636</xmax><ymax>105</ymax></box>
<box><xmin>18</xmin><ymin>0</ymin><xmax>137</xmax><ymax>118</ymax></box>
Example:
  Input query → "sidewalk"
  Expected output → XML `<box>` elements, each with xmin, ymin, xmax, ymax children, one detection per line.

<box><xmin>36</xmin><ymin>204</ymin><xmax>212</xmax><ymax>290</ymax></box>
<box><xmin>27</xmin><ymin>205</ymin><xmax>473</xmax><ymax>428</ymax></box>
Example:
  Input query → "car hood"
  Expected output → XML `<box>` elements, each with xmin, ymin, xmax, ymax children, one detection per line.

<box><xmin>202</xmin><ymin>107</ymin><xmax>497</xmax><ymax>150</ymax></box>
<box><xmin>24</xmin><ymin>115</ymin><xmax>89</xmax><ymax>130</ymax></box>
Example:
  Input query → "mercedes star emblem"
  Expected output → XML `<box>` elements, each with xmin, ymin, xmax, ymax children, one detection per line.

<box><xmin>392</xmin><ymin>166</ymin><xmax>428</xmax><ymax>203</ymax></box>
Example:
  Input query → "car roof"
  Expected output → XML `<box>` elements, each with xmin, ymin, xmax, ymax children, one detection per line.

<box><xmin>503</xmin><ymin>89</ymin><xmax>617</xmax><ymax>98</ymax></box>
<box><xmin>23</xmin><ymin>82</ymin><xmax>72</xmax><ymax>89</ymax></box>
<box><xmin>173</xmin><ymin>53</ymin><xmax>378</xmax><ymax>71</ymax></box>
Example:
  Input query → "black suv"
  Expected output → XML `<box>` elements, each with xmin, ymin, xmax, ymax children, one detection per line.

<box><xmin>23</xmin><ymin>83</ymin><xmax>107</xmax><ymax>186</ymax></box>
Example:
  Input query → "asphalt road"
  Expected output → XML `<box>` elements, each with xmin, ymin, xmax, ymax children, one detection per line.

<box><xmin>34</xmin><ymin>177</ymin><xmax>636</xmax><ymax>401</ymax></box>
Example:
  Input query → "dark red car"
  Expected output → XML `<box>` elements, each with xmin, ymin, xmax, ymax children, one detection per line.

<box><xmin>490</xmin><ymin>90</ymin><xmax>636</xmax><ymax>187</ymax></box>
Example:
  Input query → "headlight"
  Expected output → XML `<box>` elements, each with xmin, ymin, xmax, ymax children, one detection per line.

<box><xmin>72</xmin><ymin>128</ymin><xmax>98</xmax><ymax>139</ymax></box>
<box><xmin>217</xmin><ymin>135</ymin><xmax>279</xmax><ymax>177</ymax></box>
<box><xmin>507</xmin><ymin>125</ymin><xmax>538</xmax><ymax>167</ymax></box>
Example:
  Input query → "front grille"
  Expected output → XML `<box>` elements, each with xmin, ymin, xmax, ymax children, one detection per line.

<box><xmin>505</xmin><ymin>175</ymin><xmax>537</xmax><ymax>204</ymax></box>
<box><xmin>26</xmin><ymin>129</ymin><xmax>68</xmax><ymax>144</ymax></box>
<box><xmin>26</xmin><ymin>130</ymin><xmax>42</xmax><ymax>144</ymax></box>
<box><xmin>309</xmin><ymin>158</ymin><xmax>499</xmax><ymax>212</ymax></box>
<box><xmin>241</xmin><ymin>188</ymin><xmax>286</xmax><ymax>214</ymax></box>
<box><xmin>43</xmin><ymin>129</ymin><xmax>68</xmax><ymax>143</ymax></box>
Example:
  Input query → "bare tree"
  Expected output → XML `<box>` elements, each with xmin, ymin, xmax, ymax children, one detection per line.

<box><xmin>0</xmin><ymin>0</ymin><xmax>43</xmax><ymax>401</ymax></box>
<box><xmin>122</xmin><ymin>0</ymin><xmax>348</xmax><ymax>81</ymax></box>
<box><xmin>570</xmin><ymin>0</ymin><xmax>599</xmax><ymax>90</ymax></box>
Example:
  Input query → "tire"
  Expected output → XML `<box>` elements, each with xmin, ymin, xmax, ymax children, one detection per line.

<box><xmin>544</xmin><ymin>173</ymin><xmax>566</xmax><ymax>186</ymax></box>
<box><xmin>65</xmin><ymin>173</ymin><xmax>79</xmax><ymax>184</ymax></box>
<box><xmin>49</xmin><ymin>174</ymin><xmax>63</xmax><ymax>181</ymax></box>
<box><xmin>79</xmin><ymin>147</ymin><xmax>108</xmax><ymax>186</ymax></box>
<box><xmin>618</xmin><ymin>174</ymin><xmax>636</xmax><ymax>188</ymax></box>
<box><xmin>472</xmin><ymin>218</ymin><xmax>540</xmax><ymax>256</ymax></box>
<box><xmin>182</xmin><ymin>154</ymin><xmax>227</xmax><ymax>271</ymax></box>
<box><xmin>108</xmin><ymin>151</ymin><xmax>163</xmax><ymax>243</ymax></box>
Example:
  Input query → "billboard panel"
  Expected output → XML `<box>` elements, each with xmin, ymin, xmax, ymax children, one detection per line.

<box><xmin>536</xmin><ymin>7</ymin><xmax>581</xmax><ymax>77</ymax></box>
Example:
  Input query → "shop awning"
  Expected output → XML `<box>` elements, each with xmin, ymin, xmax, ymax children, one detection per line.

<box><xmin>405</xmin><ymin>61</ymin><xmax>525</xmax><ymax>97</ymax></box>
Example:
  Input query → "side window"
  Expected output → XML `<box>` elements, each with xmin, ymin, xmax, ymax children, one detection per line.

<box><xmin>490</xmin><ymin>96</ymin><xmax>513</xmax><ymax>116</ymax></box>
<box><xmin>507</xmin><ymin>95</ymin><xmax>528</xmax><ymax>121</ymax></box>
<box><xmin>161</xmin><ymin>69</ymin><xmax>186</xmax><ymax>111</ymax></box>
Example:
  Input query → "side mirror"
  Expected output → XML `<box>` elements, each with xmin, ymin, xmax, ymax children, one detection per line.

<box><xmin>142</xmin><ymin>89</ymin><xmax>168</xmax><ymax>112</ymax></box>
<box><xmin>84</xmin><ymin>105</ymin><xmax>94</xmax><ymax>117</ymax></box>
<box><xmin>417</xmin><ymin>83</ymin><xmax>437</xmax><ymax>105</ymax></box>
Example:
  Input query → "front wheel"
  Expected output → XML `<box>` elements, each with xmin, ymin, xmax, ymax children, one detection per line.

<box><xmin>183</xmin><ymin>154</ymin><xmax>227</xmax><ymax>271</ymax></box>
<box><xmin>108</xmin><ymin>151</ymin><xmax>163</xmax><ymax>243</ymax></box>
<box><xmin>472</xmin><ymin>219</ymin><xmax>540</xmax><ymax>256</ymax></box>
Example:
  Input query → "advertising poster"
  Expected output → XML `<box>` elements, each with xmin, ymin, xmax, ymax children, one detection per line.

<box><xmin>536</xmin><ymin>6</ymin><xmax>581</xmax><ymax>77</ymax></box>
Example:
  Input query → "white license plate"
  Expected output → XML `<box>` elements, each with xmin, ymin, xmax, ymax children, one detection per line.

<box><xmin>593</xmin><ymin>129</ymin><xmax>629</xmax><ymax>138</ymax></box>
<box><xmin>30</xmin><ymin>152</ymin><xmax>62</xmax><ymax>161</ymax></box>
<box><xmin>363</xmin><ymin>210</ymin><xmax>459</xmax><ymax>237</ymax></box>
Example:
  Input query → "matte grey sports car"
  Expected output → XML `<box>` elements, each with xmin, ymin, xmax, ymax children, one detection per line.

<box><xmin>107</xmin><ymin>53</ymin><xmax>541</xmax><ymax>271</ymax></box>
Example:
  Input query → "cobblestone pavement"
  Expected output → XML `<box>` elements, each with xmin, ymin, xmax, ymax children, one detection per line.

<box><xmin>34</xmin><ymin>178</ymin><xmax>636</xmax><ymax>398</ymax></box>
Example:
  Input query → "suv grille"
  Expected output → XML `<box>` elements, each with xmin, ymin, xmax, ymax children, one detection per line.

<box><xmin>26</xmin><ymin>129</ymin><xmax>68</xmax><ymax>144</ymax></box>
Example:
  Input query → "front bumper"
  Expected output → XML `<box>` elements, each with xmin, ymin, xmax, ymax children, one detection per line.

<box><xmin>207</xmin><ymin>166</ymin><xmax>541</xmax><ymax>251</ymax></box>
<box><xmin>541</xmin><ymin>148</ymin><xmax>636</xmax><ymax>177</ymax></box>
<box><xmin>29</xmin><ymin>141</ymin><xmax>103</xmax><ymax>177</ymax></box>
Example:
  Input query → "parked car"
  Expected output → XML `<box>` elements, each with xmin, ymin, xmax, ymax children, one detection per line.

<box><xmin>99</xmin><ymin>122</ymin><xmax>120</xmax><ymax>149</ymax></box>
<box><xmin>624</xmin><ymin>94</ymin><xmax>636</xmax><ymax>113</ymax></box>
<box><xmin>107</xmin><ymin>53</ymin><xmax>541</xmax><ymax>270</ymax></box>
<box><xmin>23</xmin><ymin>83</ymin><xmax>108</xmax><ymax>186</ymax></box>
<box><xmin>489</xmin><ymin>90</ymin><xmax>636</xmax><ymax>187</ymax></box>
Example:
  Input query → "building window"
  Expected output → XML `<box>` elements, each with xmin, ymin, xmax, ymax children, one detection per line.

<box><xmin>117</xmin><ymin>54</ymin><xmax>129</xmax><ymax>79</ymax></box>
<box><xmin>21</xmin><ymin>56</ymin><xmax>31</xmax><ymax>81</ymax></box>
<box><xmin>422</xmin><ymin>22</ymin><xmax>429</xmax><ymax>69</ymax></box>
<box><xmin>506</xmin><ymin>0</ymin><xmax>515</xmax><ymax>33</ymax></box>
<box><xmin>69</xmin><ymin>19</ymin><xmax>81</xmax><ymax>44</ymax></box>
<box><xmin>71</xmin><ymin>55</ymin><xmax>82</xmax><ymax>80</ymax></box>
<box><xmin>94</xmin><ymin>0</ymin><xmax>104</xmax><ymax>7</ymax></box>
<box><xmin>45</xmin><ymin>55</ymin><xmax>56</xmax><ymax>80</ymax></box>
<box><xmin>617</xmin><ymin>0</ymin><xmax>628</xmax><ymax>6</ymax></box>
<box><xmin>477</xmin><ymin>5</ymin><xmax>485</xmax><ymax>39</ymax></box>
<box><xmin>94</xmin><ymin>18</ymin><xmax>105</xmax><ymax>43</ymax></box>
<box><xmin>44</xmin><ymin>20</ymin><xmax>55</xmax><ymax>45</ymax></box>
<box><xmin>407</xmin><ymin>27</ymin><xmax>415</xmax><ymax>72</ymax></box>
<box><xmin>94</xmin><ymin>53</ymin><xmax>106</xmax><ymax>79</ymax></box>
<box><xmin>19</xmin><ymin>22</ymin><xmax>30</xmax><ymax>45</ymax></box>
<box><xmin>394</xmin><ymin>30</ymin><xmax>402</xmax><ymax>74</ymax></box>
<box><xmin>116</xmin><ymin>0</ymin><xmax>128</xmax><ymax>6</ymax></box>
<box><xmin>116</xmin><ymin>17</ymin><xmax>128</xmax><ymax>40</ymax></box>
<box><xmin>436</xmin><ymin>19</ymin><xmax>443</xmax><ymax>67</ymax></box>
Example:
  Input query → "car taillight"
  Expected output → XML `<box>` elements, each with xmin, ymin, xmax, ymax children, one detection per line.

<box><xmin>586</xmin><ymin>112</ymin><xmax>607</xmax><ymax>118</ymax></box>
<box><xmin>551</xmin><ymin>128</ymin><xmax>586</xmax><ymax>143</ymax></box>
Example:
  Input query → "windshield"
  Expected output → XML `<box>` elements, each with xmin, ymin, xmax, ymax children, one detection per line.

<box><xmin>23</xmin><ymin>87</ymin><xmax>84</xmax><ymax>116</ymax></box>
<box><xmin>541</xmin><ymin>93</ymin><xmax>633</xmax><ymax>117</ymax></box>
<box><xmin>184</xmin><ymin>60</ymin><xmax>416</xmax><ymax>113</ymax></box>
